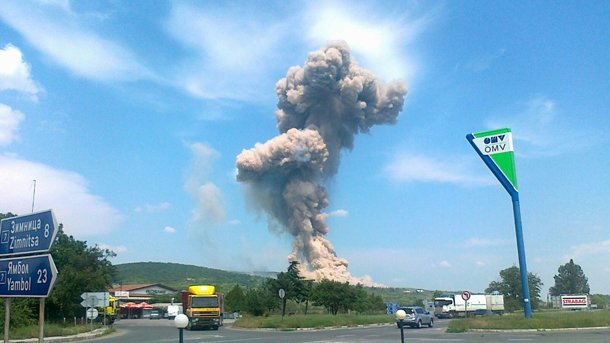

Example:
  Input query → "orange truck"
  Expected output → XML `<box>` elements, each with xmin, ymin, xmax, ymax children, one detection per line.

<box><xmin>181</xmin><ymin>285</ymin><xmax>224</xmax><ymax>330</ymax></box>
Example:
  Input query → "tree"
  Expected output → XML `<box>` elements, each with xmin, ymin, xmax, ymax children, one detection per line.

<box><xmin>46</xmin><ymin>224</ymin><xmax>117</xmax><ymax>320</ymax></box>
<box><xmin>486</xmin><ymin>266</ymin><xmax>543</xmax><ymax>311</ymax></box>
<box><xmin>243</xmin><ymin>288</ymin><xmax>266</xmax><ymax>316</ymax></box>
<box><xmin>310</xmin><ymin>279</ymin><xmax>357</xmax><ymax>315</ymax></box>
<box><xmin>549</xmin><ymin>259</ymin><xmax>590</xmax><ymax>296</ymax></box>
<box><xmin>225</xmin><ymin>284</ymin><xmax>246</xmax><ymax>313</ymax></box>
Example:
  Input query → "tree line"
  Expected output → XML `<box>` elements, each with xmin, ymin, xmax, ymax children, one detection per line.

<box><xmin>224</xmin><ymin>261</ymin><xmax>386</xmax><ymax>316</ymax></box>
<box><xmin>485</xmin><ymin>259</ymin><xmax>591</xmax><ymax>312</ymax></box>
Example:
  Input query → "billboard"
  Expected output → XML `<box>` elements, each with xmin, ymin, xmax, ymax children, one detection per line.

<box><xmin>560</xmin><ymin>295</ymin><xmax>589</xmax><ymax>309</ymax></box>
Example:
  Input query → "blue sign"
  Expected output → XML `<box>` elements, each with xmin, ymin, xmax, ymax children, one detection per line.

<box><xmin>0</xmin><ymin>210</ymin><xmax>58</xmax><ymax>257</ymax></box>
<box><xmin>0</xmin><ymin>254</ymin><xmax>58</xmax><ymax>297</ymax></box>
<box><xmin>387</xmin><ymin>303</ymin><xmax>400</xmax><ymax>315</ymax></box>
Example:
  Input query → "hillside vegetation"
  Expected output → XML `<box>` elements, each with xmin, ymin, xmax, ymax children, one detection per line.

<box><xmin>113</xmin><ymin>262</ymin><xmax>436</xmax><ymax>306</ymax></box>
<box><xmin>114</xmin><ymin>262</ymin><xmax>269</xmax><ymax>292</ymax></box>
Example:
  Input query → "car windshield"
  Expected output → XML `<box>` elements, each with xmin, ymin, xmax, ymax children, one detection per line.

<box><xmin>434</xmin><ymin>299</ymin><xmax>452</xmax><ymax>307</ymax></box>
<box><xmin>192</xmin><ymin>296</ymin><xmax>218</xmax><ymax>308</ymax></box>
<box><xmin>400</xmin><ymin>308</ymin><xmax>415</xmax><ymax>314</ymax></box>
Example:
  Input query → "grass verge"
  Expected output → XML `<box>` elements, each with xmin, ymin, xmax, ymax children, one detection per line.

<box><xmin>447</xmin><ymin>310</ymin><xmax>610</xmax><ymax>333</ymax></box>
<box><xmin>234</xmin><ymin>314</ymin><xmax>394</xmax><ymax>329</ymax></box>
<box><xmin>8</xmin><ymin>323</ymin><xmax>111</xmax><ymax>340</ymax></box>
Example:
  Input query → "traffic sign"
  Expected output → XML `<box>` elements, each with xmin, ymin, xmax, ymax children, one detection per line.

<box><xmin>0</xmin><ymin>254</ymin><xmax>58</xmax><ymax>297</ymax></box>
<box><xmin>461</xmin><ymin>290</ymin><xmax>471</xmax><ymax>301</ymax></box>
<box><xmin>86</xmin><ymin>308</ymin><xmax>99</xmax><ymax>320</ymax></box>
<box><xmin>278</xmin><ymin>288</ymin><xmax>285</xmax><ymax>299</ymax></box>
<box><xmin>0</xmin><ymin>210</ymin><xmax>58</xmax><ymax>257</ymax></box>
<box><xmin>81</xmin><ymin>292</ymin><xmax>110</xmax><ymax>307</ymax></box>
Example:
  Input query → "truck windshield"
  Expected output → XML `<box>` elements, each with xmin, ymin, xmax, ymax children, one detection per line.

<box><xmin>434</xmin><ymin>299</ymin><xmax>453</xmax><ymax>307</ymax></box>
<box><xmin>192</xmin><ymin>296</ymin><xmax>218</xmax><ymax>308</ymax></box>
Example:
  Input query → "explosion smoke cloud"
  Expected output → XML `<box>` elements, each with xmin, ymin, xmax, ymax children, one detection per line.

<box><xmin>236</xmin><ymin>41</ymin><xmax>407</xmax><ymax>285</ymax></box>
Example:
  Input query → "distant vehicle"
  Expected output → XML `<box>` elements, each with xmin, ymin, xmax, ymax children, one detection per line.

<box><xmin>182</xmin><ymin>285</ymin><xmax>224</xmax><ymax>330</ymax></box>
<box><xmin>434</xmin><ymin>294</ymin><xmax>504</xmax><ymax>318</ymax></box>
<box><xmin>149</xmin><ymin>309</ymin><xmax>161</xmax><ymax>320</ymax></box>
<box><xmin>396</xmin><ymin>306</ymin><xmax>434</xmax><ymax>329</ymax></box>
<box><xmin>167</xmin><ymin>304</ymin><xmax>182</xmax><ymax>320</ymax></box>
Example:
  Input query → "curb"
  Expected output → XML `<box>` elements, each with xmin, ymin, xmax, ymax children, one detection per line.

<box><xmin>9</xmin><ymin>328</ymin><xmax>110</xmax><ymax>343</ymax></box>
<box><xmin>469</xmin><ymin>326</ymin><xmax>610</xmax><ymax>333</ymax></box>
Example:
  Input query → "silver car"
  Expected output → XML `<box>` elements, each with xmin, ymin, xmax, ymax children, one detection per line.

<box><xmin>396</xmin><ymin>306</ymin><xmax>434</xmax><ymax>328</ymax></box>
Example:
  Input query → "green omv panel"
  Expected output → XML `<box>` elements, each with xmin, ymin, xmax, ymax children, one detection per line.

<box><xmin>472</xmin><ymin>128</ymin><xmax>518</xmax><ymax>191</ymax></box>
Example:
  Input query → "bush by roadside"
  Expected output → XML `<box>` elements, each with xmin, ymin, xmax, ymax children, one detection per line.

<box><xmin>448</xmin><ymin>310</ymin><xmax>610</xmax><ymax>333</ymax></box>
<box><xmin>234</xmin><ymin>314</ymin><xmax>394</xmax><ymax>330</ymax></box>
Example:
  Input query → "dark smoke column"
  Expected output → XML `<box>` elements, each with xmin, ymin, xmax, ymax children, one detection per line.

<box><xmin>236</xmin><ymin>41</ymin><xmax>407</xmax><ymax>285</ymax></box>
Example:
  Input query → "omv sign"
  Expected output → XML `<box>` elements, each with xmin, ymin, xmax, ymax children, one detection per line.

<box><xmin>474</xmin><ymin>133</ymin><xmax>514</xmax><ymax>156</ymax></box>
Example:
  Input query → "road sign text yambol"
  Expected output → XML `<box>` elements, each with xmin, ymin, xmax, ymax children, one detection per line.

<box><xmin>0</xmin><ymin>254</ymin><xmax>58</xmax><ymax>297</ymax></box>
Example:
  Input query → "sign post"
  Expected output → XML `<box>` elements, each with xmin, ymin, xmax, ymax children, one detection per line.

<box><xmin>461</xmin><ymin>291</ymin><xmax>471</xmax><ymax>317</ymax></box>
<box><xmin>0</xmin><ymin>210</ymin><xmax>59</xmax><ymax>343</ymax></box>
<box><xmin>467</xmin><ymin>128</ymin><xmax>532</xmax><ymax>318</ymax></box>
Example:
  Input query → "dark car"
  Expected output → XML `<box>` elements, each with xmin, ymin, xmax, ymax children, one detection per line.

<box><xmin>396</xmin><ymin>306</ymin><xmax>434</xmax><ymax>328</ymax></box>
<box><xmin>149</xmin><ymin>309</ymin><xmax>161</xmax><ymax>320</ymax></box>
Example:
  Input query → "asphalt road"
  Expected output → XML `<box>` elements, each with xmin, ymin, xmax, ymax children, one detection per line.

<box><xmin>88</xmin><ymin>318</ymin><xmax>610</xmax><ymax>343</ymax></box>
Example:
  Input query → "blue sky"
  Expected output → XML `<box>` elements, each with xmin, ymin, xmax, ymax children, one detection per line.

<box><xmin>1</xmin><ymin>0</ymin><xmax>609</xmax><ymax>294</ymax></box>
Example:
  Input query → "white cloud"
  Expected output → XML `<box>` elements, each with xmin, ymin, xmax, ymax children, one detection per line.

<box><xmin>184</xmin><ymin>142</ymin><xmax>226</xmax><ymax>233</ymax></box>
<box><xmin>465</xmin><ymin>238</ymin><xmax>509</xmax><ymax>248</ymax></box>
<box><xmin>383</xmin><ymin>153</ymin><xmax>493</xmax><ymax>185</ymax></box>
<box><xmin>475</xmin><ymin>261</ymin><xmax>486</xmax><ymax>267</ymax></box>
<box><xmin>304</xmin><ymin>2</ymin><xmax>439</xmax><ymax>82</ymax></box>
<box><xmin>486</xmin><ymin>95</ymin><xmax>596</xmax><ymax>157</ymax></box>
<box><xmin>0</xmin><ymin>2</ymin><xmax>153</xmax><ymax>82</ymax></box>
<box><xmin>565</xmin><ymin>239</ymin><xmax>610</xmax><ymax>259</ymax></box>
<box><xmin>438</xmin><ymin>260</ymin><xmax>452</xmax><ymax>268</ymax></box>
<box><xmin>326</xmin><ymin>209</ymin><xmax>349</xmax><ymax>218</ymax></box>
<box><xmin>0</xmin><ymin>103</ymin><xmax>25</xmax><ymax>146</ymax></box>
<box><xmin>163</xmin><ymin>226</ymin><xmax>176</xmax><ymax>234</ymax></box>
<box><xmin>0</xmin><ymin>154</ymin><xmax>123</xmax><ymax>237</ymax></box>
<box><xmin>134</xmin><ymin>202</ymin><xmax>171</xmax><ymax>214</ymax></box>
<box><xmin>165</xmin><ymin>2</ymin><xmax>287</xmax><ymax>100</ymax></box>
<box><xmin>0</xmin><ymin>44</ymin><xmax>43</xmax><ymax>99</ymax></box>
<box><xmin>95</xmin><ymin>243</ymin><xmax>127</xmax><ymax>254</ymax></box>
<box><xmin>228</xmin><ymin>219</ymin><xmax>241</xmax><ymax>225</ymax></box>
<box><xmin>461</xmin><ymin>49</ymin><xmax>506</xmax><ymax>73</ymax></box>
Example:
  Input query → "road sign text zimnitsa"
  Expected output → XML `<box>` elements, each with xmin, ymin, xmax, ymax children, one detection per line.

<box><xmin>0</xmin><ymin>210</ymin><xmax>58</xmax><ymax>257</ymax></box>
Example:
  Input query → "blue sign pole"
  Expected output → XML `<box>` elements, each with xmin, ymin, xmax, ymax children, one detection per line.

<box><xmin>467</xmin><ymin>129</ymin><xmax>532</xmax><ymax>318</ymax></box>
<box><xmin>512</xmin><ymin>193</ymin><xmax>533</xmax><ymax>318</ymax></box>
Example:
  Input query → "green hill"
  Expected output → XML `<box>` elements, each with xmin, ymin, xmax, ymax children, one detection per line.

<box><xmin>113</xmin><ymin>262</ymin><xmax>441</xmax><ymax>306</ymax></box>
<box><xmin>114</xmin><ymin>262</ymin><xmax>271</xmax><ymax>292</ymax></box>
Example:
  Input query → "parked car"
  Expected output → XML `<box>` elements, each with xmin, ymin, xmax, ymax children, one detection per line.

<box><xmin>396</xmin><ymin>306</ymin><xmax>434</xmax><ymax>328</ymax></box>
<box><xmin>149</xmin><ymin>309</ymin><xmax>161</xmax><ymax>320</ymax></box>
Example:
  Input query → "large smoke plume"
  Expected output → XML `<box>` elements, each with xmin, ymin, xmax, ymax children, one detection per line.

<box><xmin>236</xmin><ymin>41</ymin><xmax>407</xmax><ymax>285</ymax></box>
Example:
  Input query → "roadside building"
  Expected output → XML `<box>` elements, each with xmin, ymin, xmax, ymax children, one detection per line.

<box><xmin>109</xmin><ymin>283</ymin><xmax>177</xmax><ymax>318</ymax></box>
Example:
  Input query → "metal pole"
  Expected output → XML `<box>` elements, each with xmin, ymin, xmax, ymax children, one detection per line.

<box><xmin>32</xmin><ymin>180</ymin><xmax>36</xmax><ymax>213</ymax></box>
<box><xmin>4</xmin><ymin>298</ymin><xmax>10</xmax><ymax>343</ymax></box>
<box><xmin>512</xmin><ymin>193</ymin><xmax>533</xmax><ymax>318</ymax></box>
<box><xmin>38</xmin><ymin>298</ymin><xmax>45</xmax><ymax>343</ymax></box>
<box><xmin>399</xmin><ymin>320</ymin><xmax>405</xmax><ymax>343</ymax></box>
<box><xmin>179</xmin><ymin>328</ymin><xmax>184</xmax><ymax>343</ymax></box>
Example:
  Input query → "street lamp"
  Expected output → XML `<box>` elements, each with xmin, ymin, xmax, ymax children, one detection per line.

<box><xmin>174</xmin><ymin>314</ymin><xmax>188</xmax><ymax>343</ymax></box>
<box><xmin>395</xmin><ymin>309</ymin><xmax>406</xmax><ymax>343</ymax></box>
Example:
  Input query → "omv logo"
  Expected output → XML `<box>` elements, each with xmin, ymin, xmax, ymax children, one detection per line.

<box><xmin>484</xmin><ymin>134</ymin><xmax>506</xmax><ymax>145</ymax></box>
